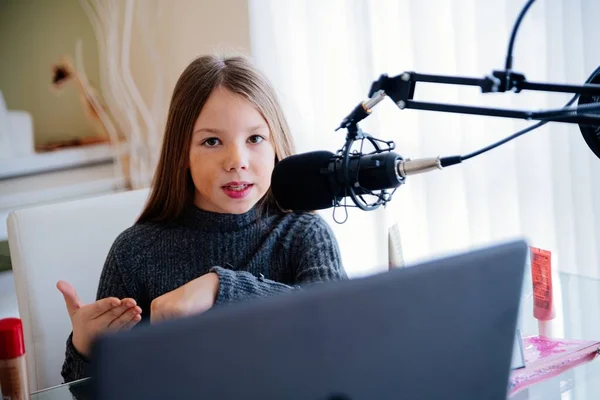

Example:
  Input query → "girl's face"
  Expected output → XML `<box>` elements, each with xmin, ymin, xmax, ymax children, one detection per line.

<box><xmin>189</xmin><ymin>86</ymin><xmax>276</xmax><ymax>214</ymax></box>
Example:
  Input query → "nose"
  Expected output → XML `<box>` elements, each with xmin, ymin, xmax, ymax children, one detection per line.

<box><xmin>223</xmin><ymin>143</ymin><xmax>249</xmax><ymax>172</ymax></box>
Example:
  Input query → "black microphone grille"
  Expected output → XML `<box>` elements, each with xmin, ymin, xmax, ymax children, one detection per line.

<box><xmin>271</xmin><ymin>151</ymin><xmax>337</xmax><ymax>211</ymax></box>
<box><xmin>578</xmin><ymin>66</ymin><xmax>600</xmax><ymax>160</ymax></box>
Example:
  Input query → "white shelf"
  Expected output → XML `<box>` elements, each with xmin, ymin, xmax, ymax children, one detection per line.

<box><xmin>0</xmin><ymin>163</ymin><xmax>125</xmax><ymax>241</ymax></box>
<box><xmin>0</xmin><ymin>143</ymin><xmax>116</xmax><ymax>179</ymax></box>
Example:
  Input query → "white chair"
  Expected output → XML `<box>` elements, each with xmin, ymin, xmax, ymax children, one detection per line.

<box><xmin>6</xmin><ymin>188</ymin><xmax>150</xmax><ymax>392</ymax></box>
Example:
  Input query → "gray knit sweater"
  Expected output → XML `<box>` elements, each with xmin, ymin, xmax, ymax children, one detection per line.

<box><xmin>61</xmin><ymin>205</ymin><xmax>346</xmax><ymax>383</ymax></box>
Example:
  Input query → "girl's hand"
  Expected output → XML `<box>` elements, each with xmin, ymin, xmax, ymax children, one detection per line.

<box><xmin>57</xmin><ymin>281</ymin><xmax>142</xmax><ymax>357</ymax></box>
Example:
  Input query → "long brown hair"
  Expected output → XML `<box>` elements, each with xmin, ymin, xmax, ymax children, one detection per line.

<box><xmin>137</xmin><ymin>55</ymin><xmax>296</xmax><ymax>224</ymax></box>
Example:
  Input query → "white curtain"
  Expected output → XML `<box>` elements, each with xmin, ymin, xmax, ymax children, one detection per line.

<box><xmin>248</xmin><ymin>0</ymin><xmax>600</xmax><ymax>280</ymax></box>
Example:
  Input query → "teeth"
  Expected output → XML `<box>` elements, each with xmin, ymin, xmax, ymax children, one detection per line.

<box><xmin>226</xmin><ymin>185</ymin><xmax>248</xmax><ymax>191</ymax></box>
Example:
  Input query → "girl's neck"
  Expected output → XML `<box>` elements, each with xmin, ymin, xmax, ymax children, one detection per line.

<box><xmin>179</xmin><ymin>204</ymin><xmax>262</xmax><ymax>232</ymax></box>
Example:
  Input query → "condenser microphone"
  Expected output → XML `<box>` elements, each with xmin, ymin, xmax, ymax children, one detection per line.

<box><xmin>271</xmin><ymin>151</ymin><xmax>442</xmax><ymax>211</ymax></box>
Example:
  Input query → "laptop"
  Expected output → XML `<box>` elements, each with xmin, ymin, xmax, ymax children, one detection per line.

<box><xmin>90</xmin><ymin>239</ymin><xmax>528</xmax><ymax>400</ymax></box>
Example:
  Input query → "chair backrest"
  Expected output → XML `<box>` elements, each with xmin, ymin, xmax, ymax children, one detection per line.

<box><xmin>7</xmin><ymin>188</ymin><xmax>150</xmax><ymax>392</ymax></box>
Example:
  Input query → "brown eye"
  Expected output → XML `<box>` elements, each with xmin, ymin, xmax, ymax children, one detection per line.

<box><xmin>248</xmin><ymin>135</ymin><xmax>264</xmax><ymax>144</ymax></box>
<box><xmin>202</xmin><ymin>138</ymin><xmax>221</xmax><ymax>147</ymax></box>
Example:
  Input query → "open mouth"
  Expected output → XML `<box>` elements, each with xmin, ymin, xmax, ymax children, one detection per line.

<box><xmin>222</xmin><ymin>183</ymin><xmax>254</xmax><ymax>199</ymax></box>
<box><xmin>222</xmin><ymin>184</ymin><xmax>251</xmax><ymax>191</ymax></box>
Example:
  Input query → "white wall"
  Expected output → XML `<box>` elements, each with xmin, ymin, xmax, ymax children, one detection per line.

<box><xmin>0</xmin><ymin>0</ymin><xmax>251</xmax><ymax>147</ymax></box>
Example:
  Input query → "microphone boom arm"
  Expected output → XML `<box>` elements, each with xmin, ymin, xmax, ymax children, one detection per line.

<box><xmin>363</xmin><ymin>70</ymin><xmax>600</xmax><ymax>126</ymax></box>
<box><xmin>328</xmin><ymin>0</ymin><xmax>600</xmax><ymax>219</ymax></box>
<box><xmin>331</xmin><ymin>67</ymin><xmax>600</xmax><ymax>214</ymax></box>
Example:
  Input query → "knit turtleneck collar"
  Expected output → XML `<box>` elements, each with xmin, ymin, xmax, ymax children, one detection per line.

<box><xmin>179</xmin><ymin>204</ymin><xmax>262</xmax><ymax>232</ymax></box>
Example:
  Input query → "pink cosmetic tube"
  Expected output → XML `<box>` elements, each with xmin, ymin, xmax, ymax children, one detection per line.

<box><xmin>530</xmin><ymin>247</ymin><xmax>555</xmax><ymax>337</ymax></box>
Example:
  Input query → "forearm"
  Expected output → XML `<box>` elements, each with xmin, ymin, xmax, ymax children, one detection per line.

<box><xmin>210</xmin><ymin>266</ymin><xmax>297</xmax><ymax>304</ymax></box>
<box><xmin>210</xmin><ymin>262</ymin><xmax>346</xmax><ymax>305</ymax></box>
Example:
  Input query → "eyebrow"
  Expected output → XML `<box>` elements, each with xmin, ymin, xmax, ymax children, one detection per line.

<box><xmin>192</xmin><ymin>124</ymin><xmax>268</xmax><ymax>135</ymax></box>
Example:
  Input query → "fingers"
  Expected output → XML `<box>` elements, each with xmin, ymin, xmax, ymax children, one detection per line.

<box><xmin>120</xmin><ymin>298</ymin><xmax>137</xmax><ymax>309</ymax></box>
<box><xmin>56</xmin><ymin>281</ymin><xmax>83</xmax><ymax>317</ymax></box>
<box><xmin>83</xmin><ymin>297</ymin><xmax>122</xmax><ymax>320</ymax></box>
<box><xmin>122</xmin><ymin>314</ymin><xmax>142</xmax><ymax>330</ymax></box>
<box><xmin>107</xmin><ymin>306</ymin><xmax>142</xmax><ymax>330</ymax></box>
<box><xmin>94</xmin><ymin>298</ymin><xmax>137</xmax><ymax>325</ymax></box>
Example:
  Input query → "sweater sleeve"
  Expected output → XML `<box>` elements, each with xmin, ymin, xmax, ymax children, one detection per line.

<box><xmin>60</xmin><ymin>239</ymin><xmax>134</xmax><ymax>383</ymax></box>
<box><xmin>211</xmin><ymin>214</ymin><xmax>347</xmax><ymax>305</ymax></box>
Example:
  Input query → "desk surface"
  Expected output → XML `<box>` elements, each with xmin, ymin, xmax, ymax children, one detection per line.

<box><xmin>31</xmin><ymin>271</ymin><xmax>600</xmax><ymax>400</ymax></box>
<box><xmin>31</xmin><ymin>379</ymin><xmax>90</xmax><ymax>400</ymax></box>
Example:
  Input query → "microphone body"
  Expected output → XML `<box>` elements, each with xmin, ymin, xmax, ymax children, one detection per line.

<box><xmin>271</xmin><ymin>151</ymin><xmax>442</xmax><ymax>211</ymax></box>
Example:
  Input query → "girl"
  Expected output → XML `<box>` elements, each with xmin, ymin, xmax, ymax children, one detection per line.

<box><xmin>57</xmin><ymin>55</ymin><xmax>347</xmax><ymax>383</ymax></box>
